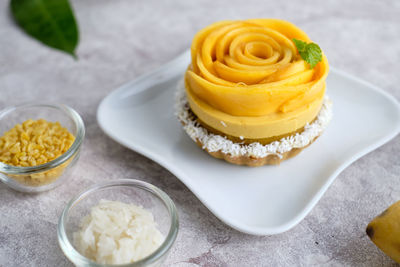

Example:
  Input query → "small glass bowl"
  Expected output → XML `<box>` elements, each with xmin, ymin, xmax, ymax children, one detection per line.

<box><xmin>58</xmin><ymin>179</ymin><xmax>179</xmax><ymax>267</ymax></box>
<box><xmin>0</xmin><ymin>103</ymin><xmax>85</xmax><ymax>193</ymax></box>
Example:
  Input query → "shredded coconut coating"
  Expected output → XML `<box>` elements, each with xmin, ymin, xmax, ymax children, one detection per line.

<box><xmin>175</xmin><ymin>79</ymin><xmax>333</xmax><ymax>159</ymax></box>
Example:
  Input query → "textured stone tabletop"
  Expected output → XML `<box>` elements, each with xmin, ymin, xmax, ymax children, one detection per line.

<box><xmin>1</xmin><ymin>0</ymin><xmax>400</xmax><ymax>266</ymax></box>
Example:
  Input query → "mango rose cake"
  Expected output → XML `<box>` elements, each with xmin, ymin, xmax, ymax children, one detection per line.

<box><xmin>176</xmin><ymin>19</ymin><xmax>332</xmax><ymax>166</ymax></box>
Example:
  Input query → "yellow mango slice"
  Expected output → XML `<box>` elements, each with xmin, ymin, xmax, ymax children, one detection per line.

<box><xmin>213</xmin><ymin>61</ymin><xmax>277</xmax><ymax>84</ymax></box>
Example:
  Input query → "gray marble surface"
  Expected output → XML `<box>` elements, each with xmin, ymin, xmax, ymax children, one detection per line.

<box><xmin>1</xmin><ymin>0</ymin><xmax>400</xmax><ymax>266</ymax></box>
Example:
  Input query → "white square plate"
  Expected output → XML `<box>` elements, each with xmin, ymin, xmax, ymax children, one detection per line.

<box><xmin>97</xmin><ymin>50</ymin><xmax>400</xmax><ymax>235</ymax></box>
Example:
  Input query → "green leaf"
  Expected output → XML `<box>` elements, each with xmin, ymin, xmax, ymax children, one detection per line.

<box><xmin>10</xmin><ymin>0</ymin><xmax>79</xmax><ymax>58</ymax></box>
<box><xmin>303</xmin><ymin>43</ymin><xmax>322</xmax><ymax>68</ymax></box>
<box><xmin>292</xmin><ymin>38</ymin><xmax>322</xmax><ymax>68</ymax></box>
<box><xmin>292</xmin><ymin>38</ymin><xmax>306</xmax><ymax>53</ymax></box>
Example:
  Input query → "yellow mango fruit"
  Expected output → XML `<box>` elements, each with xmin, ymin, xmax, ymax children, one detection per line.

<box><xmin>366</xmin><ymin>200</ymin><xmax>400</xmax><ymax>263</ymax></box>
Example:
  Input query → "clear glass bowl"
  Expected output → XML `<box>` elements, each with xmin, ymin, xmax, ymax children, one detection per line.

<box><xmin>57</xmin><ymin>179</ymin><xmax>179</xmax><ymax>267</ymax></box>
<box><xmin>0</xmin><ymin>103</ymin><xmax>85</xmax><ymax>193</ymax></box>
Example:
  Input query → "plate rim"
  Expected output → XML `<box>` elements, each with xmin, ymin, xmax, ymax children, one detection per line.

<box><xmin>97</xmin><ymin>50</ymin><xmax>400</xmax><ymax>235</ymax></box>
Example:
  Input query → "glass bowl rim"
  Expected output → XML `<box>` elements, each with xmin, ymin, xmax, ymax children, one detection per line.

<box><xmin>0</xmin><ymin>102</ymin><xmax>85</xmax><ymax>174</ymax></box>
<box><xmin>57</xmin><ymin>179</ymin><xmax>179</xmax><ymax>267</ymax></box>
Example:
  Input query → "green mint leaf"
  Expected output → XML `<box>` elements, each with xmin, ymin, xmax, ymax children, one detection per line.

<box><xmin>303</xmin><ymin>43</ymin><xmax>322</xmax><ymax>68</ymax></box>
<box><xmin>292</xmin><ymin>38</ymin><xmax>306</xmax><ymax>53</ymax></box>
<box><xmin>292</xmin><ymin>38</ymin><xmax>322</xmax><ymax>68</ymax></box>
<box><xmin>10</xmin><ymin>0</ymin><xmax>79</xmax><ymax>58</ymax></box>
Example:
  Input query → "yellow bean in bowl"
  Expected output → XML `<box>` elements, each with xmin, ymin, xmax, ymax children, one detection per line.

<box><xmin>0</xmin><ymin>103</ymin><xmax>85</xmax><ymax>193</ymax></box>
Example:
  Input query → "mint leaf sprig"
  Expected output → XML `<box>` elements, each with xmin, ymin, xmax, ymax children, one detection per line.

<box><xmin>292</xmin><ymin>39</ymin><xmax>322</xmax><ymax>69</ymax></box>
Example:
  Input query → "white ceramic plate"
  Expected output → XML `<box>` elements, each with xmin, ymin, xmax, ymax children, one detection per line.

<box><xmin>97</xmin><ymin>50</ymin><xmax>400</xmax><ymax>235</ymax></box>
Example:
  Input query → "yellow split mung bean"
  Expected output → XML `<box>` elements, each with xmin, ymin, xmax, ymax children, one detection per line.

<box><xmin>0</xmin><ymin>119</ymin><xmax>75</xmax><ymax>186</ymax></box>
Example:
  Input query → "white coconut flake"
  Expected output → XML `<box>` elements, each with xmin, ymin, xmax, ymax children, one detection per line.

<box><xmin>73</xmin><ymin>200</ymin><xmax>164</xmax><ymax>265</ymax></box>
<box><xmin>175</xmin><ymin>79</ymin><xmax>333</xmax><ymax>159</ymax></box>
<box><xmin>220</xmin><ymin>121</ymin><xmax>227</xmax><ymax>127</ymax></box>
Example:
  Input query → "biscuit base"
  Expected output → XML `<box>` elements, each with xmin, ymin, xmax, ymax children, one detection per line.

<box><xmin>195</xmin><ymin>137</ymin><xmax>318</xmax><ymax>167</ymax></box>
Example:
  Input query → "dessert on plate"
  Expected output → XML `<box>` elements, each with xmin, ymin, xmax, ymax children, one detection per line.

<box><xmin>176</xmin><ymin>19</ymin><xmax>332</xmax><ymax>166</ymax></box>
